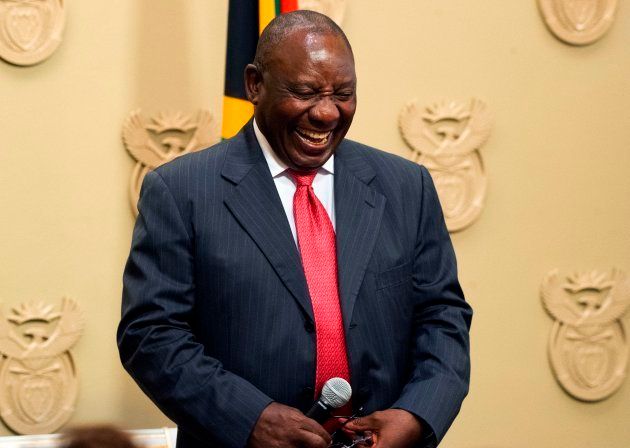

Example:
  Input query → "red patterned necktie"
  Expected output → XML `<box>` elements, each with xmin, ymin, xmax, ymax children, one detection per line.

<box><xmin>289</xmin><ymin>169</ymin><xmax>351</xmax><ymax>401</ymax></box>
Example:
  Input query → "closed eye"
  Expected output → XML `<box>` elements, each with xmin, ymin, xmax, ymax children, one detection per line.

<box><xmin>335</xmin><ymin>90</ymin><xmax>355</xmax><ymax>100</ymax></box>
<box><xmin>289</xmin><ymin>88</ymin><xmax>316</xmax><ymax>99</ymax></box>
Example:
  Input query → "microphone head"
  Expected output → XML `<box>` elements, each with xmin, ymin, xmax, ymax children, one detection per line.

<box><xmin>320</xmin><ymin>377</ymin><xmax>352</xmax><ymax>408</ymax></box>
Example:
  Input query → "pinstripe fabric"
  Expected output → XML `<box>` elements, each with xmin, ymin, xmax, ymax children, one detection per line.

<box><xmin>118</xmin><ymin>122</ymin><xmax>472</xmax><ymax>448</ymax></box>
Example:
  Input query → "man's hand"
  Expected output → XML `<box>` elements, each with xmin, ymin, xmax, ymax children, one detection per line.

<box><xmin>344</xmin><ymin>409</ymin><xmax>422</xmax><ymax>448</ymax></box>
<box><xmin>248</xmin><ymin>402</ymin><xmax>332</xmax><ymax>448</ymax></box>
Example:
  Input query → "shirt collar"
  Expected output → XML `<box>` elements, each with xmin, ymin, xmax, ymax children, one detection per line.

<box><xmin>253</xmin><ymin>118</ymin><xmax>334</xmax><ymax>177</ymax></box>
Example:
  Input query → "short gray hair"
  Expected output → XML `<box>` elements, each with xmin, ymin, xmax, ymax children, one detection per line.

<box><xmin>253</xmin><ymin>10</ymin><xmax>353</xmax><ymax>73</ymax></box>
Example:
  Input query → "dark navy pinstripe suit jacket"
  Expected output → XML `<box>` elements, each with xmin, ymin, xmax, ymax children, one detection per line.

<box><xmin>118</xmin><ymin>122</ymin><xmax>472</xmax><ymax>448</ymax></box>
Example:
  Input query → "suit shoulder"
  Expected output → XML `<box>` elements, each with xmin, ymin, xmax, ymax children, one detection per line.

<box><xmin>152</xmin><ymin>139</ymin><xmax>230</xmax><ymax>182</ymax></box>
<box><xmin>340</xmin><ymin>139</ymin><xmax>425</xmax><ymax>179</ymax></box>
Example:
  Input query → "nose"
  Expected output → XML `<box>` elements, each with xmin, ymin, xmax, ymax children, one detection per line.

<box><xmin>309</xmin><ymin>95</ymin><xmax>339</xmax><ymax>126</ymax></box>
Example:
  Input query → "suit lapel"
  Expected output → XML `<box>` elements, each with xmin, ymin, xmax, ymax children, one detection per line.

<box><xmin>335</xmin><ymin>143</ymin><xmax>386</xmax><ymax>331</ymax></box>
<box><xmin>222</xmin><ymin>124</ymin><xmax>313</xmax><ymax>320</ymax></box>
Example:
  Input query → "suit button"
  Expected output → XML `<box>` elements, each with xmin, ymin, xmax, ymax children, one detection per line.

<box><xmin>304</xmin><ymin>321</ymin><xmax>315</xmax><ymax>333</ymax></box>
<box><xmin>349</xmin><ymin>323</ymin><xmax>358</xmax><ymax>329</ymax></box>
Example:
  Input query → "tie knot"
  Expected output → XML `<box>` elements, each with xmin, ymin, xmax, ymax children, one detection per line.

<box><xmin>289</xmin><ymin>169</ymin><xmax>317</xmax><ymax>187</ymax></box>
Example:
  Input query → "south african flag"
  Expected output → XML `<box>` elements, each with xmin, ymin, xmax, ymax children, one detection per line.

<box><xmin>222</xmin><ymin>0</ymin><xmax>299</xmax><ymax>139</ymax></box>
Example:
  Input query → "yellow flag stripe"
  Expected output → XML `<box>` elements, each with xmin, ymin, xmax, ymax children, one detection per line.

<box><xmin>259</xmin><ymin>0</ymin><xmax>276</xmax><ymax>34</ymax></box>
<box><xmin>222</xmin><ymin>96</ymin><xmax>254</xmax><ymax>139</ymax></box>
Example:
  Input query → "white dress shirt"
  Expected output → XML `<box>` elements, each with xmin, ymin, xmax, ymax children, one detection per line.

<box><xmin>253</xmin><ymin>119</ymin><xmax>335</xmax><ymax>245</ymax></box>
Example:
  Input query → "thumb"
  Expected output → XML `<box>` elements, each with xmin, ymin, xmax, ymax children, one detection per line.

<box><xmin>345</xmin><ymin>414</ymin><xmax>378</xmax><ymax>432</ymax></box>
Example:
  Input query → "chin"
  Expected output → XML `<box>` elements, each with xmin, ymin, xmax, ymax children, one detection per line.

<box><xmin>297</xmin><ymin>152</ymin><xmax>334</xmax><ymax>169</ymax></box>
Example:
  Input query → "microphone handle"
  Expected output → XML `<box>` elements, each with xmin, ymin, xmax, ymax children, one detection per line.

<box><xmin>305</xmin><ymin>400</ymin><xmax>332</xmax><ymax>423</ymax></box>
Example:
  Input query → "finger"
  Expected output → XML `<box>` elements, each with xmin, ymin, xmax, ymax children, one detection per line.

<box><xmin>337</xmin><ymin>417</ymin><xmax>358</xmax><ymax>435</ymax></box>
<box><xmin>337</xmin><ymin>417</ymin><xmax>350</xmax><ymax>426</ymax></box>
<box><xmin>345</xmin><ymin>414</ymin><xmax>378</xmax><ymax>432</ymax></box>
<box><xmin>295</xmin><ymin>428</ymin><xmax>330</xmax><ymax>448</ymax></box>
<box><xmin>299</xmin><ymin>418</ymin><xmax>332</xmax><ymax>445</ymax></box>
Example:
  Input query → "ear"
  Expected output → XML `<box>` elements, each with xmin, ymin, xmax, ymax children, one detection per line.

<box><xmin>244</xmin><ymin>64</ymin><xmax>263</xmax><ymax>105</ymax></box>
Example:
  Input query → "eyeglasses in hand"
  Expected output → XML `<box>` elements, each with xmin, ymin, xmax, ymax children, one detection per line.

<box><xmin>329</xmin><ymin>407</ymin><xmax>374</xmax><ymax>448</ymax></box>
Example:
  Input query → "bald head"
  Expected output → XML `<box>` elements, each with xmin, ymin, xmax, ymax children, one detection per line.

<box><xmin>253</xmin><ymin>10</ymin><xmax>353</xmax><ymax>73</ymax></box>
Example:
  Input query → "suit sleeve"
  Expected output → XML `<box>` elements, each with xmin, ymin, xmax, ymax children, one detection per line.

<box><xmin>117</xmin><ymin>170</ymin><xmax>273</xmax><ymax>448</ymax></box>
<box><xmin>391</xmin><ymin>165</ymin><xmax>473</xmax><ymax>447</ymax></box>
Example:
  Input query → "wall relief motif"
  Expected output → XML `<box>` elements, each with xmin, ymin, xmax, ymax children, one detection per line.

<box><xmin>541</xmin><ymin>269</ymin><xmax>630</xmax><ymax>401</ymax></box>
<box><xmin>399</xmin><ymin>98</ymin><xmax>492</xmax><ymax>232</ymax></box>
<box><xmin>0</xmin><ymin>298</ymin><xmax>83</xmax><ymax>434</ymax></box>
<box><xmin>537</xmin><ymin>0</ymin><xmax>618</xmax><ymax>45</ymax></box>
<box><xmin>299</xmin><ymin>0</ymin><xmax>346</xmax><ymax>25</ymax></box>
<box><xmin>0</xmin><ymin>0</ymin><xmax>65</xmax><ymax>66</ymax></box>
<box><xmin>123</xmin><ymin>109</ymin><xmax>221</xmax><ymax>216</ymax></box>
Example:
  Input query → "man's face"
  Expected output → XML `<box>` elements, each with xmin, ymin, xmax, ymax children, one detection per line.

<box><xmin>247</xmin><ymin>30</ymin><xmax>357</xmax><ymax>171</ymax></box>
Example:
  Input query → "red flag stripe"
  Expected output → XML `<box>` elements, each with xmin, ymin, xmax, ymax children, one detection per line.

<box><xmin>280</xmin><ymin>0</ymin><xmax>299</xmax><ymax>13</ymax></box>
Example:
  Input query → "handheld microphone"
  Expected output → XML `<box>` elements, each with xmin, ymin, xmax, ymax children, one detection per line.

<box><xmin>305</xmin><ymin>377</ymin><xmax>352</xmax><ymax>423</ymax></box>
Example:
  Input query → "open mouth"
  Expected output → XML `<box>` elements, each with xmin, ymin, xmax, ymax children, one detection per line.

<box><xmin>295</xmin><ymin>127</ymin><xmax>332</xmax><ymax>147</ymax></box>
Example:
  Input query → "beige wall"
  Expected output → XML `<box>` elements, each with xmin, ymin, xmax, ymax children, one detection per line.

<box><xmin>1</xmin><ymin>1</ymin><xmax>629</xmax><ymax>447</ymax></box>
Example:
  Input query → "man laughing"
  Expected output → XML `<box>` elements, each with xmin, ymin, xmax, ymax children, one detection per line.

<box><xmin>119</xmin><ymin>10</ymin><xmax>471</xmax><ymax>448</ymax></box>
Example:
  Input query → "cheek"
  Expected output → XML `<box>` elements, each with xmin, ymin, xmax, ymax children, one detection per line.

<box><xmin>277</xmin><ymin>100</ymin><xmax>311</xmax><ymax>121</ymax></box>
<box><xmin>338</xmin><ymin>102</ymin><xmax>356</xmax><ymax>122</ymax></box>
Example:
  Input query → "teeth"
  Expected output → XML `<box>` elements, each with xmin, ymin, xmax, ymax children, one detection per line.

<box><xmin>297</xmin><ymin>128</ymin><xmax>331</xmax><ymax>142</ymax></box>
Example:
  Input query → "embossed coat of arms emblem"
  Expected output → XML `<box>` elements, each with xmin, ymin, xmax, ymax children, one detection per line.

<box><xmin>541</xmin><ymin>269</ymin><xmax>630</xmax><ymax>401</ymax></box>
<box><xmin>537</xmin><ymin>0</ymin><xmax>618</xmax><ymax>45</ymax></box>
<box><xmin>0</xmin><ymin>298</ymin><xmax>83</xmax><ymax>434</ymax></box>
<box><xmin>299</xmin><ymin>0</ymin><xmax>347</xmax><ymax>25</ymax></box>
<box><xmin>0</xmin><ymin>0</ymin><xmax>65</xmax><ymax>65</ymax></box>
<box><xmin>122</xmin><ymin>109</ymin><xmax>221</xmax><ymax>216</ymax></box>
<box><xmin>399</xmin><ymin>98</ymin><xmax>493</xmax><ymax>232</ymax></box>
